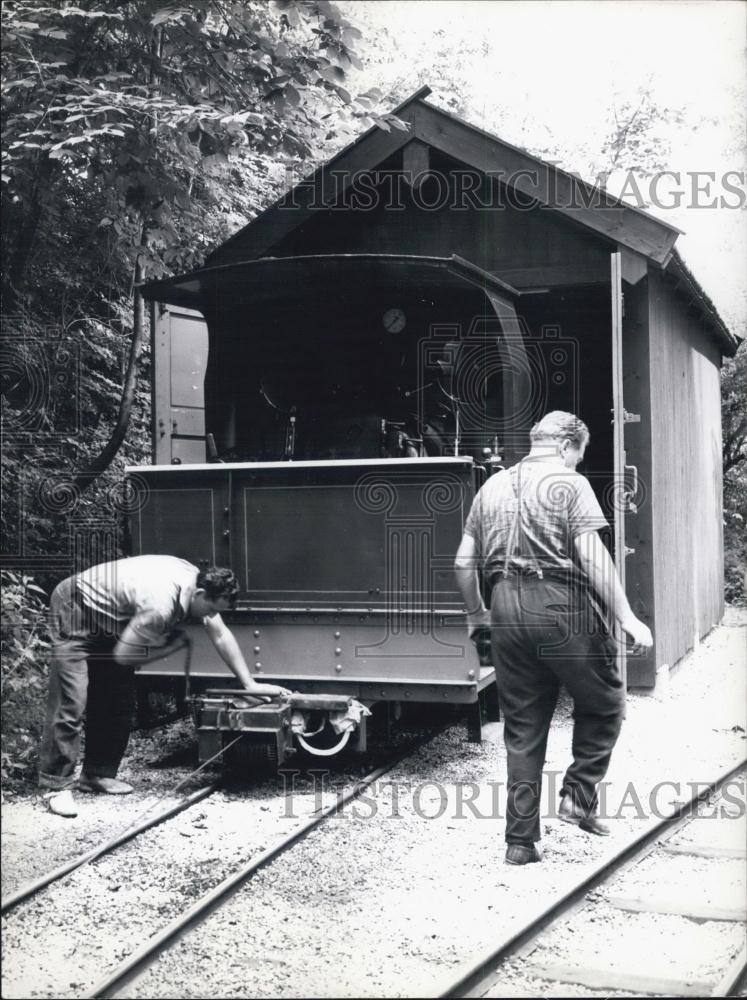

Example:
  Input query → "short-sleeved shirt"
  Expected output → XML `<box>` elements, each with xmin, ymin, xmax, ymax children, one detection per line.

<box><xmin>74</xmin><ymin>555</ymin><xmax>199</xmax><ymax>643</ymax></box>
<box><xmin>464</xmin><ymin>460</ymin><xmax>608</xmax><ymax>583</ymax></box>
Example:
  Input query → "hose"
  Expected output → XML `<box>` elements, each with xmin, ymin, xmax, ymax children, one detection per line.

<box><xmin>295</xmin><ymin>729</ymin><xmax>351</xmax><ymax>757</ymax></box>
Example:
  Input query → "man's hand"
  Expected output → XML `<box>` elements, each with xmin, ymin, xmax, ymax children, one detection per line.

<box><xmin>243</xmin><ymin>682</ymin><xmax>292</xmax><ymax>702</ymax></box>
<box><xmin>619</xmin><ymin>614</ymin><xmax>653</xmax><ymax>655</ymax></box>
<box><xmin>455</xmin><ymin>533</ymin><xmax>490</xmax><ymax>640</ymax></box>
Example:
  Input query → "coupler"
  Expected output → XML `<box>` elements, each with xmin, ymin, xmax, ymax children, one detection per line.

<box><xmin>190</xmin><ymin>690</ymin><xmax>370</xmax><ymax>768</ymax></box>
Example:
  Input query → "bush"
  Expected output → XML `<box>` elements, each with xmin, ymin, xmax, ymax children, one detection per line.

<box><xmin>722</xmin><ymin>344</ymin><xmax>747</xmax><ymax>605</ymax></box>
<box><xmin>1</xmin><ymin>572</ymin><xmax>51</xmax><ymax>788</ymax></box>
<box><xmin>724</xmin><ymin>476</ymin><xmax>746</xmax><ymax>605</ymax></box>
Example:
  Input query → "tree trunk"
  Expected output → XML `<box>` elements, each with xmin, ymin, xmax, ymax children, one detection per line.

<box><xmin>71</xmin><ymin>25</ymin><xmax>164</xmax><ymax>495</ymax></box>
<box><xmin>72</xmin><ymin>256</ymin><xmax>147</xmax><ymax>494</ymax></box>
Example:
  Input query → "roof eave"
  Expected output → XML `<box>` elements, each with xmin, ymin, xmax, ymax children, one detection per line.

<box><xmin>664</xmin><ymin>250</ymin><xmax>740</xmax><ymax>357</ymax></box>
<box><xmin>138</xmin><ymin>252</ymin><xmax>521</xmax><ymax>310</ymax></box>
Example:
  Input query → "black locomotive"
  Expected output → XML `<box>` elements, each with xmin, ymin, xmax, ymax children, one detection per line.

<box><xmin>130</xmin><ymin>254</ymin><xmax>527</xmax><ymax>763</ymax></box>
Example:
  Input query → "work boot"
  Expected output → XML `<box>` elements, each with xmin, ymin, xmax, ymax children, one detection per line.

<box><xmin>505</xmin><ymin>843</ymin><xmax>541</xmax><ymax>865</ymax></box>
<box><xmin>45</xmin><ymin>790</ymin><xmax>78</xmax><ymax>817</ymax></box>
<box><xmin>558</xmin><ymin>793</ymin><xmax>610</xmax><ymax>836</ymax></box>
<box><xmin>77</xmin><ymin>775</ymin><xmax>133</xmax><ymax>795</ymax></box>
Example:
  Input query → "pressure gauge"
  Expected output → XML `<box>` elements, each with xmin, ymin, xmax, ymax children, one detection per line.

<box><xmin>382</xmin><ymin>307</ymin><xmax>406</xmax><ymax>333</ymax></box>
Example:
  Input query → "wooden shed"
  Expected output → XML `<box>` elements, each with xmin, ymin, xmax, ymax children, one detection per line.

<box><xmin>143</xmin><ymin>86</ymin><xmax>739</xmax><ymax>689</ymax></box>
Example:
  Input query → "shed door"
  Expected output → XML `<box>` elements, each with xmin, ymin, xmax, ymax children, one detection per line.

<box><xmin>610</xmin><ymin>252</ymin><xmax>627</xmax><ymax>689</ymax></box>
<box><xmin>152</xmin><ymin>303</ymin><xmax>208</xmax><ymax>465</ymax></box>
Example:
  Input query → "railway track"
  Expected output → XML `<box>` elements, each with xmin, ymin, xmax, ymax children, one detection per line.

<box><xmin>1</xmin><ymin>722</ymin><xmax>446</xmax><ymax>1000</ymax></box>
<box><xmin>85</xmin><ymin>751</ymin><xmax>415</xmax><ymax>999</ymax></box>
<box><xmin>439</xmin><ymin>759</ymin><xmax>747</xmax><ymax>999</ymax></box>
<box><xmin>1</xmin><ymin>782</ymin><xmax>220</xmax><ymax>915</ymax></box>
<box><xmin>4</xmin><ymin>738</ymin><xmax>744</xmax><ymax>999</ymax></box>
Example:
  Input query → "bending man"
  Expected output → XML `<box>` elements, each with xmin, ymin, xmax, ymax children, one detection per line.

<box><xmin>39</xmin><ymin>555</ymin><xmax>289</xmax><ymax>817</ymax></box>
<box><xmin>454</xmin><ymin>411</ymin><xmax>653</xmax><ymax>865</ymax></box>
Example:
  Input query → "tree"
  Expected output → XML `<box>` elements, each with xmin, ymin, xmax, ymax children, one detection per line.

<box><xmin>2</xmin><ymin>1</ymin><xmax>378</xmax><ymax>295</ymax></box>
<box><xmin>722</xmin><ymin>343</ymin><xmax>747</xmax><ymax>603</ymax></box>
<box><xmin>722</xmin><ymin>344</ymin><xmax>747</xmax><ymax>476</ymax></box>
<box><xmin>1</xmin><ymin>0</ymin><xmax>389</xmax><ymax>785</ymax></box>
<box><xmin>2</xmin><ymin>0</ymin><xmax>397</xmax><ymax>492</ymax></box>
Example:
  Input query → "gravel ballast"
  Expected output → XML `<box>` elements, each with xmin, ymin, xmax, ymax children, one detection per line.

<box><xmin>2</xmin><ymin>608</ymin><xmax>745</xmax><ymax>999</ymax></box>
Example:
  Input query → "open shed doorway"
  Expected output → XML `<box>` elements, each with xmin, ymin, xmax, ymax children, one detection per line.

<box><xmin>516</xmin><ymin>283</ymin><xmax>615</xmax><ymax>546</ymax></box>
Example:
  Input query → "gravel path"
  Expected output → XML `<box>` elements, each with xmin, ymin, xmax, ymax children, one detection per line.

<box><xmin>2</xmin><ymin>609</ymin><xmax>745</xmax><ymax>999</ymax></box>
<box><xmin>483</xmin><ymin>776</ymin><xmax>746</xmax><ymax>999</ymax></box>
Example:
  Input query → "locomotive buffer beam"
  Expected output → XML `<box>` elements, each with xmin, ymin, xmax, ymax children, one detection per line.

<box><xmin>191</xmin><ymin>690</ymin><xmax>360</xmax><ymax>767</ymax></box>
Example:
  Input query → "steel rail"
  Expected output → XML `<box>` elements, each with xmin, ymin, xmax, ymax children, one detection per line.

<box><xmin>1</xmin><ymin>782</ymin><xmax>218</xmax><ymax>914</ymax></box>
<box><xmin>438</xmin><ymin>756</ymin><xmax>746</xmax><ymax>999</ymax></box>
<box><xmin>2</xmin><ymin>733</ymin><xmax>238</xmax><ymax>915</ymax></box>
<box><xmin>712</xmin><ymin>944</ymin><xmax>747</xmax><ymax>998</ymax></box>
<box><xmin>85</xmin><ymin>731</ymin><xmax>444</xmax><ymax>999</ymax></box>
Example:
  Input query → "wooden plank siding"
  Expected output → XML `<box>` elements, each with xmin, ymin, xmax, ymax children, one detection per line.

<box><xmin>648</xmin><ymin>267</ymin><xmax>724</xmax><ymax>673</ymax></box>
<box><xmin>268</xmin><ymin>153</ymin><xmax>612</xmax><ymax>288</ymax></box>
<box><xmin>406</xmin><ymin>101</ymin><xmax>680</xmax><ymax>265</ymax></box>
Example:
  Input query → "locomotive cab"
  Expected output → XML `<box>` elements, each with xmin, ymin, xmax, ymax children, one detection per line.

<box><xmin>199</xmin><ymin>255</ymin><xmax>522</xmax><ymax>467</ymax></box>
<box><xmin>130</xmin><ymin>255</ymin><xmax>528</xmax><ymax>762</ymax></box>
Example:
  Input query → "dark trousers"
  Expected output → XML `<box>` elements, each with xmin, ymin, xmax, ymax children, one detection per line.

<box><xmin>38</xmin><ymin>579</ymin><xmax>135</xmax><ymax>790</ymax></box>
<box><xmin>490</xmin><ymin>575</ymin><xmax>624</xmax><ymax>844</ymax></box>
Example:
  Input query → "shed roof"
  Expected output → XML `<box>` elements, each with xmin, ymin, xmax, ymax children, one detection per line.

<box><xmin>199</xmin><ymin>87</ymin><xmax>738</xmax><ymax>355</ymax></box>
<box><xmin>207</xmin><ymin>85</ymin><xmax>684</xmax><ymax>270</ymax></box>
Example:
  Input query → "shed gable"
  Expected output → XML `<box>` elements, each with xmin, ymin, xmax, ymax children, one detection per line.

<box><xmin>207</xmin><ymin>88</ymin><xmax>680</xmax><ymax>271</ymax></box>
<box><xmin>266</xmin><ymin>149</ymin><xmax>612</xmax><ymax>289</ymax></box>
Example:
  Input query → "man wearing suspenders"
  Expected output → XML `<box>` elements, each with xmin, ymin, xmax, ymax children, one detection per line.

<box><xmin>454</xmin><ymin>411</ymin><xmax>653</xmax><ymax>865</ymax></box>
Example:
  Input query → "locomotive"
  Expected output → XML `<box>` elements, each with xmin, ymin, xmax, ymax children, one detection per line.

<box><xmin>130</xmin><ymin>253</ymin><xmax>530</xmax><ymax>764</ymax></box>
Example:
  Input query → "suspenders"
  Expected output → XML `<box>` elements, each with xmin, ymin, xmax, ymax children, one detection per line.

<box><xmin>501</xmin><ymin>464</ymin><xmax>544</xmax><ymax>580</ymax></box>
<box><xmin>497</xmin><ymin>466</ymin><xmax>613</xmax><ymax>635</ymax></box>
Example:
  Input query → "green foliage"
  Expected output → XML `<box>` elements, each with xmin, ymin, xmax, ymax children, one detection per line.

<box><xmin>1</xmin><ymin>307</ymin><xmax>152</xmax><ymax>566</ymax></box>
<box><xmin>1</xmin><ymin>572</ymin><xmax>50</xmax><ymax>786</ymax></box>
<box><xmin>1</xmin><ymin>0</ymin><xmax>378</xmax><ymax>560</ymax></box>
<box><xmin>1</xmin><ymin>0</ymin><xmax>383</xmax><ymax>497</ymax></box>
<box><xmin>1</xmin><ymin>1</ymin><xmax>379</xmax><ymax>783</ymax></box>
<box><xmin>2</xmin><ymin>0</ymin><xmax>386</xmax><ymax>297</ymax></box>
<box><xmin>722</xmin><ymin>342</ymin><xmax>747</xmax><ymax>604</ymax></box>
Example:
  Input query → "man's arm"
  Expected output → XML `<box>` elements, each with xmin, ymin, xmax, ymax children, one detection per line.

<box><xmin>574</xmin><ymin>530</ymin><xmax>653</xmax><ymax>653</ymax></box>
<box><xmin>113</xmin><ymin>615</ymin><xmax>176</xmax><ymax>667</ymax></box>
<box><xmin>203</xmin><ymin>614</ymin><xmax>290</xmax><ymax>697</ymax></box>
<box><xmin>454</xmin><ymin>533</ymin><xmax>490</xmax><ymax>636</ymax></box>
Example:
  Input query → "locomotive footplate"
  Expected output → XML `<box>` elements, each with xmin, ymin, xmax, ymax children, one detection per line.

<box><xmin>191</xmin><ymin>690</ymin><xmax>360</xmax><ymax>767</ymax></box>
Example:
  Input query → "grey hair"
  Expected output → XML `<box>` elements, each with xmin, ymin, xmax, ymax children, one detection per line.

<box><xmin>530</xmin><ymin>411</ymin><xmax>590</xmax><ymax>447</ymax></box>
